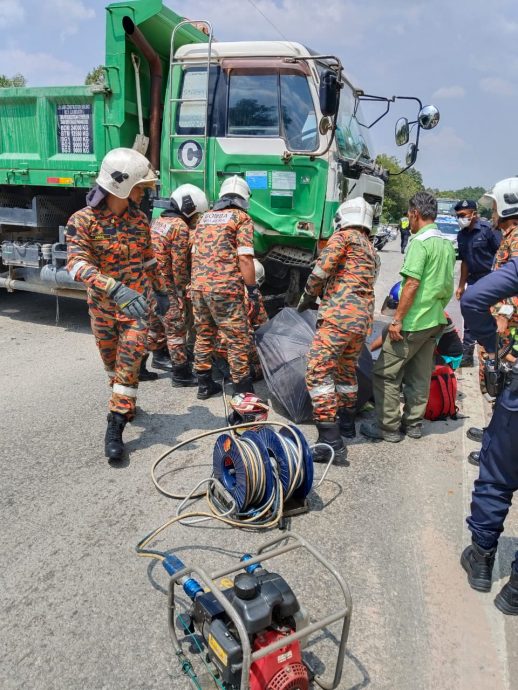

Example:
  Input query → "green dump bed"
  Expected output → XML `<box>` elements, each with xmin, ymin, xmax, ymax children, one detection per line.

<box><xmin>0</xmin><ymin>0</ymin><xmax>207</xmax><ymax>190</ymax></box>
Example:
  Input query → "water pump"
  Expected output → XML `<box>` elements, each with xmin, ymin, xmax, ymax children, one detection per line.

<box><xmin>162</xmin><ymin>532</ymin><xmax>352</xmax><ymax>690</ymax></box>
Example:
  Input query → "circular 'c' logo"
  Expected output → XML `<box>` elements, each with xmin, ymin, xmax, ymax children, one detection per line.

<box><xmin>178</xmin><ymin>140</ymin><xmax>203</xmax><ymax>169</ymax></box>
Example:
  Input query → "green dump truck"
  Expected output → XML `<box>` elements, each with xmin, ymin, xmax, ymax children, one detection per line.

<box><xmin>0</xmin><ymin>0</ymin><xmax>439</xmax><ymax>304</ymax></box>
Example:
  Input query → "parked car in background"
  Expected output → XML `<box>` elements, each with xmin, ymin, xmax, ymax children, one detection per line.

<box><xmin>437</xmin><ymin>198</ymin><xmax>460</xmax><ymax>216</ymax></box>
<box><xmin>436</xmin><ymin>214</ymin><xmax>460</xmax><ymax>257</ymax></box>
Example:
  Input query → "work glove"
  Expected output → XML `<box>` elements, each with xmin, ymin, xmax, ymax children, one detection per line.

<box><xmin>246</xmin><ymin>284</ymin><xmax>261</xmax><ymax>322</ymax></box>
<box><xmin>108</xmin><ymin>281</ymin><xmax>150</xmax><ymax>320</ymax></box>
<box><xmin>297</xmin><ymin>290</ymin><xmax>316</xmax><ymax>313</ymax></box>
<box><xmin>154</xmin><ymin>291</ymin><xmax>170</xmax><ymax>317</ymax></box>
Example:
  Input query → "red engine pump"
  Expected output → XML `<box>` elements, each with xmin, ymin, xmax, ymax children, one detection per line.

<box><xmin>249</xmin><ymin>629</ymin><xmax>310</xmax><ymax>690</ymax></box>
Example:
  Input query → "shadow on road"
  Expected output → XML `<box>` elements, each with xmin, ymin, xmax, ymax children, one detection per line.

<box><xmin>127</xmin><ymin>406</ymin><xmax>224</xmax><ymax>454</ymax></box>
<box><xmin>0</xmin><ymin>290</ymin><xmax>91</xmax><ymax>334</ymax></box>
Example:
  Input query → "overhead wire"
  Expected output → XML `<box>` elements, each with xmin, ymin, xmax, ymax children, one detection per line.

<box><xmin>246</xmin><ymin>0</ymin><xmax>289</xmax><ymax>41</ymax></box>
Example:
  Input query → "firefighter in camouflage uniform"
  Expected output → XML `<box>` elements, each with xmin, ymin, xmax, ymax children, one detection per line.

<box><xmin>215</xmin><ymin>258</ymin><xmax>268</xmax><ymax>380</ymax></box>
<box><xmin>150</xmin><ymin>184</ymin><xmax>208</xmax><ymax>387</ymax></box>
<box><xmin>298</xmin><ymin>198</ymin><xmax>379</xmax><ymax>462</ymax></box>
<box><xmin>190</xmin><ymin>175</ymin><xmax>260</xmax><ymax>400</ymax></box>
<box><xmin>66</xmin><ymin>148</ymin><xmax>168</xmax><ymax>462</ymax></box>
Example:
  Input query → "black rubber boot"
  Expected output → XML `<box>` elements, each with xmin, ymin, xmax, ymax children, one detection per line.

<box><xmin>494</xmin><ymin>565</ymin><xmax>518</xmax><ymax>615</ymax></box>
<box><xmin>138</xmin><ymin>354</ymin><xmax>159</xmax><ymax>382</ymax></box>
<box><xmin>461</xmin><ymin>540</ymin><xmax>497</xmax><ymax>592</ymax></box>
<box><xmin>171</xmin><ymin>363</ymin><xmax>197</xmax><ymax>388</ymax></box>
<box><xmin>197</xmin><ymin>372</ymin><xmax>222</xmax><ymax>400</ymax></box>
<box><xmin>151</xmin><ymin>347</ymin><xmax>173</xmax><ymax>372</ymax></box>
<box><xmin>104</xmin><ymin>412</ymin><xmax>127</xmax><ymax>462</ymax></box>
<box><xmin>232</xmin><ymin>376</ymin><xmax>255</xmax><ymax>395</ymax></box>
<box><xmin>338</xmin><ymin>408</ymin><xmax>356</xmax><ymax>438</ymax></box>
<box><xmin>312</xmin><ymin>421</ymin><xmax>347</xmax><ymax>463</ymax></box>
<box><xmin>460</xmin><ymin>347</ymin><xmax>475</xmax><ymax>368</ymax></box>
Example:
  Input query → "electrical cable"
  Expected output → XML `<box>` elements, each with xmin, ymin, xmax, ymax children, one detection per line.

<box><xmin>246</xmin><ymin>0</ymin><xmax>288</xmax><ymax>41</ymax></box>
<box><xmin>140</xmin><ymin>389</ymin><xmax>333</xmax><ymax>563</ymax></box>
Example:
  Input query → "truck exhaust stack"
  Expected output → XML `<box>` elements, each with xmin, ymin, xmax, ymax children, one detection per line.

<box><xmin>122</xmin><ymin>16</ymin><xmax>163</xmax><ymax>171</ymax></box>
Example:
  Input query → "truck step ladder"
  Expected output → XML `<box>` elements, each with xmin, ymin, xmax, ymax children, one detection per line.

<box><xmin>169</xmin><ymin>20</ymin><xmax>213</xmax><ymax>197</ymax></box>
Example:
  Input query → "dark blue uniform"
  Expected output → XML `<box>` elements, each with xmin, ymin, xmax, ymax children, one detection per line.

<box><xmin>458</xmin><ymin>219</ymin><xmax>501</xmax><ymax>349</ymax></box>
<box><xmin>461</xmin><ymin>259</ymin><xmax>518</xmax><ymax>573</ymax></box>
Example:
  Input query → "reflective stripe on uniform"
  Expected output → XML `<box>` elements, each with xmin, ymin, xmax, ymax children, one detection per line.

<box><xmin>237</xmin><ymin>247</ymin><xmax>254</xmax><ymax>256</ymax></box>
<box><xmin>312</xmin><ymin>265</ymin><xmax>329</xmax><ymax>279</ymax></box>
<box><xmin>171</xmin><ymin>336</ymin><xmax>185</xmax><ymax>345</ymax></box>
<box><xmin>336</xmin><ymin>384</ymin><xmax>358</xmax><ymax>393</ymax></box>
<box><xmin>144</xmin><ymin>257</ymin><xmax>157</xmax><ymax>268</ymax></box>
<box><xmin>113</xmin><ymin>384</ymin><xmax>138</xmax><ymax>397</ymax></box>
<box><xmin>68</xmin><ymin>260</ymin><xmax>88</xmax><ymax>279</ymax></box>
<box><xmin>309</xmin><ymin>383</ymin><xmax>335</xmax><ymax>398</ymax></box>
<box><xmin>148</xmin><ymin>331</ymin><xmax>158</xmax><ymax>338</ymax></box>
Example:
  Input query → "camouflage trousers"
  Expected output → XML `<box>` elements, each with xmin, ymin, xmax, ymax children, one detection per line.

<box><xmin>90</xmin><ymin>307</ymin><xmax>148</xmax><ymax>420</ymax></box>
<box><xmin>191</xmin><ymin>290</ymin><xmax>250</xmax><ymax>383</ymax></box>
<box><xmin>158</xmin><ymin>292</ymin><xmax>190</xmax><ymax>366</ymax></box>
<box><xmin>306</xmin><ymin>320</ymin><xmax>365</xmax><ymax>422</ymax></box>
<box><xmin>215</xmin><ymin>294</ymin><xmax>267</xmax><ymax>377</ymax></box>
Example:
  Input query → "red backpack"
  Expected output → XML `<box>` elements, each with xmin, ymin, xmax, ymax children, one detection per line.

<box><xmin>425</xmin><ymin>364</ymin><xmax>458</xmax><ymax>421</ymax></box>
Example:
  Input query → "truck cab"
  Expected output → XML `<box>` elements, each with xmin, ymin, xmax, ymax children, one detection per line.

<box><xmin>163</xmin><ymin>38</ymin><xmax>384</xmax><ymax>301</ymax></box>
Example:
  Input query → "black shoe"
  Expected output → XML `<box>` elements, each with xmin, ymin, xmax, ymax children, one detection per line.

<box><xmin>338</xmin><ymin>408</ymin><xmax>356</xmax><ymax>438</ymax></box>
<box><xmin>232</xmin><ymin>376</ymin><xmax>254</xmax><ymax>395</ymax></box>
<box><xmin>468</xmin><ymin>451</ymin><xmax>480</xmax><ymax>466</ymax></box>
<box><xmin>139</xmin><ymin>354</ymin><xmax>159</xmax><ymax>382</ymax></box>
<box><xmin>467</xmin><ymin>426</ymin><xmax>485</xmax><ymax>443</ymax></box>
<box><xmin>461</xmin><ymin>541</ymin><xmax>496</xmax><ymax>592</ymax></box>
<box><xmin>171</xmin><ymin>363</ymin><xmax>197</xmax><ymax>388</ymax></box>
<box><xmin>152</xmin><ymin>347</ymin><xmax>173</xmax><ymax>371</ymax></box>
<box><xmin>104</xmin><ymin>412</ymin><xmax>127</xmax><ymax>462</ymax></box>
<box><xmin>494</xmin><ymin>566</ymin><xmax>518</xmax><ymax>615</ymax></box>
<box><xmin>460</xmin><ymin>349</ymin><xmax>475</xmax><ymax>368</ymax></box>
<box><xmin>197</xmin><ymin>372</ymin><xmax>222</xmax><ymax>400</ymax></box>
<box><xmin>313</xmin><ymin>421</ymin><xmax>347</xmax><ymax>463</ymax></box>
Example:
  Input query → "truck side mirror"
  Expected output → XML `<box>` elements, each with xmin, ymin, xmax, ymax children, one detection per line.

<box><xmin>319</xmin><ymin>69</ymin><xmax>340</xmax><ymax>117</ymax></box>
<box><xmin>418</xmin><ymin>105</ymin><xmax>440</xmax><ymax>130</ymax></box>
<box><xmin>395</xmin><ymin>118</ymin><xmax>409</xmax><ymax>146</ymax></box>
<box><xmin>406</xmin><ymin>143</ymin><xmax>417</xmax><ymax>167</ymax></box>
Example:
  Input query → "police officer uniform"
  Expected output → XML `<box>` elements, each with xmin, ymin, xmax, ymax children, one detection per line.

<box><xmin>455</xmin><ymin>199</ymin><xmax>501</xmax><ymax>365</ymax></box>
<box><xmin>399</xmin><ymin>216</ymin><xmax>410</xmax><ymax>254</ymax></box>
<box><xmin>460</xmin><ymin>258</ymin><xmax>518</xmax><ymax>615</ymax></box>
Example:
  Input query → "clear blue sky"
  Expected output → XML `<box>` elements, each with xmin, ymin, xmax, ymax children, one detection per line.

<box><xmin>1</xmin><ymin>0</ymin><xmax>516</xmax><ymax>190</ymax></box>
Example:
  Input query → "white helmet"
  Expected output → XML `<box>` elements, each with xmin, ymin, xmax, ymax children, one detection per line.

<box><xmin>253</xmin><ymin>259</ymin><xmax>265</xmax><ymax>286</ymax></box>
<box><xmin>481</xmin><ymin>177</ymin><xmax>518</xmax><ymax>220</ymax></box>
<box><xmin>96</xmin><ymin>148</ymin><xmax>157</xmax><ymax>199</ymax></box>
<box><xmin>334</xmin><ymin>197</ymin><xmax>374</xmax><ymax>235</ymax></box>
<box><xmin>170</xmin><ymin>184</ymin><xmax>208</xmax><ymax>218</ymax></box>
<box><xmin>219</xmin><ymin>175</ymin><xmax>251</xmax><ymax>202</ymax></box>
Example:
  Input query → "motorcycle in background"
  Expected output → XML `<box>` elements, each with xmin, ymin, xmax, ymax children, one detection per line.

<box><xmin>374</xmin><ymin>225</ymin><xmax>397</xmax><ymax>251</ymax></box>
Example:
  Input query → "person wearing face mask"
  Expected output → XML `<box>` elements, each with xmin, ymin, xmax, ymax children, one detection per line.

<box><xmin>455</xmin><ymin>199</ymin><xmax>501</xmax><ymax>368</ymax></box>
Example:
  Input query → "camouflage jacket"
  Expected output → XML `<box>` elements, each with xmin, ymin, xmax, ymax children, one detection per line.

<box><xmin>492</xmin><ymin>223</ymin><xmax>518</xmax><ymax>321</ymax></box>
<box><xmin>66</xmin><ymin>202</ymin><xmax>163</xmax><ymax>316</ymax></box>
<box><xmin>305</xmin><ymin>227</ymin><xmax>378</xmax><ymax>334</ymax></box>
<box><xmin>190</xmin><ymin>208</ymin><xmax>254</xmax><ymax>294</ymax></box>
<box><xmin>150</xmin><ymin>212</ymin><xmax>191</xmax><ymax>296</ymax></box>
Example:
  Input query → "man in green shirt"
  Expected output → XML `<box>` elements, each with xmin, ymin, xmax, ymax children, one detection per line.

<box><xmin>361</xmin><ymin>191</ymin><xmax>456</xmax><ymax>442</ymax></box>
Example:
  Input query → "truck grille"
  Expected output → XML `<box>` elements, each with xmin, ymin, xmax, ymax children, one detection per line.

<box><xmin>265</xmin><ymin>245</ymin><xmax>314</xmax><ymax>268</ymax></box>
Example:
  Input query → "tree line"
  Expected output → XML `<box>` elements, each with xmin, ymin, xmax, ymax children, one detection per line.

<box><xmin>376</xmin><ymin>154</ymin><xmax>490</xmax><ymax>222</ymax></box>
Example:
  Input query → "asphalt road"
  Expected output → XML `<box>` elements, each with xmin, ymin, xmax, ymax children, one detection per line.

<box><xmin>1</xmin><ymin>237</ymin><xmax>517</xmax><ymax>690</ymax></box>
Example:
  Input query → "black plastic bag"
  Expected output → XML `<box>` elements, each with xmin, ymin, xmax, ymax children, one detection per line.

<box><xmin>255</xmin><ymin>308</ymin><xmax>373</xmax><ymax>423</ymax></box>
